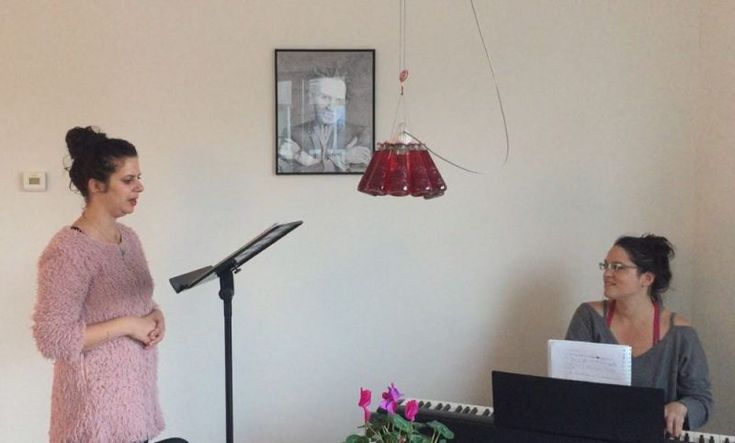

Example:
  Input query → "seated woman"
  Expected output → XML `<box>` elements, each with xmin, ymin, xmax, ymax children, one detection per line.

<box><xmin>565</xmin><ymin>234</ymin><xmax>713</xmax><ymax>437</ymax></box>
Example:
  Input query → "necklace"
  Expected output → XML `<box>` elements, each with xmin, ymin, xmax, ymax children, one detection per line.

<box><xmin>78</xmin><ymin>212</ymin><xmax>125</xmax><ymax>256</ymax></box>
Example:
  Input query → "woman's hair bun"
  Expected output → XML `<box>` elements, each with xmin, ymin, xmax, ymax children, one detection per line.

<box><xmin>65</xmin><ymin>126</ymin><xmax>108</xmax><ymax>160</ymax></box>
<box><xmin>63</xmin><ymin>125</ymin><xmax>138</xmax><ymax>199</ymax></box>
<box><xmin>614</xmin><ymin>233</ymin><xmax>675</xmax><ymax>303</ymax></box>
<box><xmin>642</xmin><ymin>234</ymin><xmax>675</xmax><ymax>260</ymax></box>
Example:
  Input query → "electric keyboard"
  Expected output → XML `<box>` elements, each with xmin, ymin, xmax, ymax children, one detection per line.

<box><xmin>399</xmin><ymin>398</ymin><xmax>734</xmax><ymax>443</ymax></box>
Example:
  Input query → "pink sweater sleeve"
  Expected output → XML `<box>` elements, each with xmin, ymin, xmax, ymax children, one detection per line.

<box><xmin>32</xmin><ymin>235</ymin><xmax>94</xmax><ymax>362</ymax></box>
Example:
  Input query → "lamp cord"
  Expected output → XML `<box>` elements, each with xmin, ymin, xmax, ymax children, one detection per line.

<box><xmin>404</xmin><ymin>129</ymin><xmax>483</xmax><ymax>174</ymax></box>
<box><xmin>390</xmin><ymin>0</ymin><xmax>510</xmax><ymax>170</ymax></box>
<box><xmin>390</xmin><ymin>0</ymin><xmax>409</xmax><ymax>139</ymax></box>
<box><xmin>471</xmin><ymin>0</ymin><xmax>511</xmax><ymax>165</ymax></box>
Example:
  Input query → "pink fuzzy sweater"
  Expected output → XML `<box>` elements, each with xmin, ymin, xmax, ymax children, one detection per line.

<box><xmin>33</xmin><ymin>225</ymin><xmax>164</xmax><ymax>443</ymax></box>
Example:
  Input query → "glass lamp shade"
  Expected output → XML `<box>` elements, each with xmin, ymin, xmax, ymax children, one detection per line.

<box><xmin>357</xmin><ymin>141</ymin><xmax>447</xmax><ymax>199</ymax></box>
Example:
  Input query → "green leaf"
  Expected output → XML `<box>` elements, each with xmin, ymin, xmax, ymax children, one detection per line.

<box><xmin>343</xmin><ymin>434</ymin><xmax>370</xmax><ymax>443</ymax></box>
<box><xmin>408</xmin><ymin>433</ymin><xmax>431</xmax><ymax>443</ymax></box>
<box><xmin>426</xmin><ymin>421</ymin><xmax>454</xmax><ymax>439</ymax></box>
<box><xmin>389</xmin><ymin>414</ymin><xmax>414</xmax><ymax>433</ymax></box>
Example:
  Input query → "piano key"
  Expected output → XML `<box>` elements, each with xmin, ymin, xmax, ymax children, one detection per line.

<box><xmin>669</xmin><ymin>431</ymin><xmax>735</xmax><ymax>443</ymax></box>
<box><xmin>399</xmin><ymin>397</ymin><xmax>494</xmax><ymax>424</ymax></box>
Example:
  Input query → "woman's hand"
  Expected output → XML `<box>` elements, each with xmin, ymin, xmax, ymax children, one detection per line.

<box><xmin>144</xmin><ymin>309</ymin><xmax>166</xmax><ymax>348</ymax></box>
<box><xmin>126</xmin><ymin>315</ymin><xmax>157</xmax><ymax>346</ymax></box>
<box><xmin>83</xmin><ymin>314</ymin><xmax>159</xmax><ymax>351</ymax></box>
<box><xmin>664</xmin><ymin>401</ymin><xmax>688</xmax><ymax>437</ymax></box>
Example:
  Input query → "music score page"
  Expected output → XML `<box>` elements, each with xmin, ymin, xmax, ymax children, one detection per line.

<box><xmin>547</xmin><ymin>339</ymin><xmax>632</xmax><ymax>386</ymax></box>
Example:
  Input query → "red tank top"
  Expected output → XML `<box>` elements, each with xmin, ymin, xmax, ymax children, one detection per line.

<box><xmin>605</xmin><ymin>299</ymin><xmax>660</xmax><ymax>346</ymax></box>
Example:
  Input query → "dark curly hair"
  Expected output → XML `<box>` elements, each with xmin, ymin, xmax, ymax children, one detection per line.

<box><xmin>65</xmin><ymin>126</ymin><xmax>137</xmax><ymax>199</ymax></box>
<box><xmin>614</xmin><ymin>234</ymin><xmax>675</xmax><ymax>304</ymax></box>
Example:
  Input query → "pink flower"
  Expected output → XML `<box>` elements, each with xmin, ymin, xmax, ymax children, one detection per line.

<box><xmin>358</xmin><ymin>388</ymin><xmax>372</xmax><ymax>423</ymax></box>
<box><xmin>379</xmin><ymin>383</ymin><xmax>403</xmax><ymax>414</ymax></box>
<box><xmin>404</xmin><ymin>399</ymin><xmax>419</xmax><ymax>422</ymax></box>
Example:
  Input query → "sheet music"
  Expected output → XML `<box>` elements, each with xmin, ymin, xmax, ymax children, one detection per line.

<box><xmin>547</xmin><ymin>339</ymin><xmax>632</xmax><ymax>386</ymax></box>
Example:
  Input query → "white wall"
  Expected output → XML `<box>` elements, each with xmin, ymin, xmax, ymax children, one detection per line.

<box><xmin>694</xmin><ymin>0</ymin><xmax>735</xmax><ymax>435</ymax></box>
<box><xmin>0</xmin><ymin>1</ymin><xmax>728</xmax><ymax>441</ymax></box>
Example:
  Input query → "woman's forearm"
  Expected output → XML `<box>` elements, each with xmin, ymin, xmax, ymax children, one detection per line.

<box><xmin>82</xmin><ymin>317</ymin><xmax>131</xmax><ymax>352</ymax></box>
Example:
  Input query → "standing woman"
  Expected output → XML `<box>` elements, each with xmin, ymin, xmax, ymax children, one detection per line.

<box><xmin>566</xmin><ymin>234</ymin><xmax>713</xmax><ymax>437</ymax></box>
<box><xmin>33</xmin><ymin>126</ymin><xmax>165</xmax><ymax>442</ymax></box>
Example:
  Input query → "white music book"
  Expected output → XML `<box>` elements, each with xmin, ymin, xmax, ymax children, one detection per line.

<box><xmin>547</xmin><ymin>339</ymin><xmax>632</xmax><ymax>386</ymax></box>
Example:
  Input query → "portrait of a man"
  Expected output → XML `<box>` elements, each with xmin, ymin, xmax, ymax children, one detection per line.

<box><xmin>276</xmin><ymin>50</ymin><xmax>375</xmax><ymax>174</ymax></box>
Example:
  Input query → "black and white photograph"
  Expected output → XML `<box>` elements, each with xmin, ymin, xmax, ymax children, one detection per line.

<box><xmin>275</xmin><ymin>49</ymin><xmax>375</xmax><ymax>175</ymax></box>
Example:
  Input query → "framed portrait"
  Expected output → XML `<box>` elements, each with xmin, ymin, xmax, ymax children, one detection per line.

<box><xmin>275</xmin><ymin>49</ymin><xmax>375</xmax><ymax>175</ymax></box>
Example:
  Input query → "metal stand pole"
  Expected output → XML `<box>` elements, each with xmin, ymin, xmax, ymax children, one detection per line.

<box><xmin>218</xmin><ymin>271</ymin><xmax>235</xmax><ymax>443</ymax></box>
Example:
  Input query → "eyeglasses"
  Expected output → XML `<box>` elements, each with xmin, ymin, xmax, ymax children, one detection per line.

<box><xmin>598</xmin><ymin>262</ymin><xmax>638</xmax><ymax>272</ymax></box>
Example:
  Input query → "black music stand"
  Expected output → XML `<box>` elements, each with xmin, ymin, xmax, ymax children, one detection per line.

<box><xmin>169</xmin><ymin>221</ymin><xmax>303</xmax><ymax>443</ymax></box>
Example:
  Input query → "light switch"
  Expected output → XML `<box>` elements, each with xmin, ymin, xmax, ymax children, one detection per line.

<box><xmin>22</xmin><ymin>171</ymin><xmax>47</xmax><ymax>191</ymax></box>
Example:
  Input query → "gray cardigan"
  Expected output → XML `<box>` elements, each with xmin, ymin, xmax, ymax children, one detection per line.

<box><xmin>565</xmin><ymin>302</ymin><xmax>713</xmax><ymax>430</ymax></box>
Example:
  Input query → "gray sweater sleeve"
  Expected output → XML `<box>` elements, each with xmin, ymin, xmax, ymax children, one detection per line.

<box><xmin>565</xmin><ymin>303</ymin><xmax>598</xmax><ymax>342</ymax></box>
<box><xmin>677</xmin><ymin>328</ymin><xmax>713</xmax><ymax>430</ymax></box>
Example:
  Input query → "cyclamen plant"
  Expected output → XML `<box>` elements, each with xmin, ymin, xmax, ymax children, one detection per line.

<box><xmin>344</xmin><ymin>383</ymin><xmax>454</xmax><ymax>443</ymax></box>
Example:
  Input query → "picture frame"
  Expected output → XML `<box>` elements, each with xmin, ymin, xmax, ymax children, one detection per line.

<box><xmin>275</xmin><ymin>49</ymin><xmax>375</xmax><ymax>175</ymax></box>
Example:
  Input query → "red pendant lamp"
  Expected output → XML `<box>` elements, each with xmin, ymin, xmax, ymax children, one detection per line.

<box><xmin>357</xmin><ymin>0</ymin><xmax>447</xmax><ymax>199</ymax></box>
<box><xmin>357</xmin><ymin>125</ymin><xmax>446</xmax><ymax>199</ymax></box>
<box><xmin>359</xmin><ymin>0</ymin><xmax>508</xmax><ymax>198</ymax></box>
